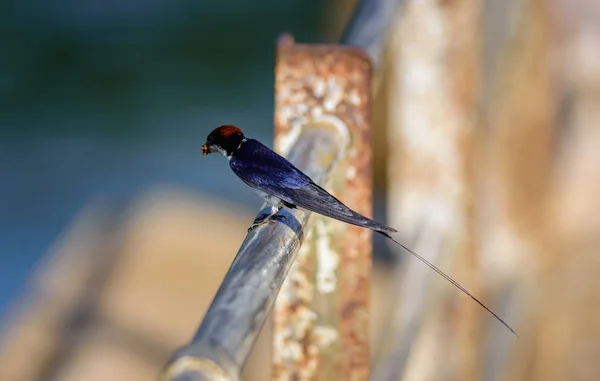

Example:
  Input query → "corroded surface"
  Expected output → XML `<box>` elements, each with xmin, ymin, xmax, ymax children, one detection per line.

<box><xmin>273</xmin><ymin>34</ymin><xmax>373</xmax><ymax>381</ymax></box>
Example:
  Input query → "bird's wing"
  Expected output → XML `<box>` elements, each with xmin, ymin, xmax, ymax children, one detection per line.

<box><xmin>229</xmin><ymin>139</ymin><xmax>312</xmax><ymax>191</ymax></box>
<box><xmin>278</xmin><ymin>181</ymin><xmax>396</xmax><ymax>233</ymax></box>
<box><xmin>230</xmin><ymin>139</ymin><xmax>396</xmax><ymax>234</ymax></box>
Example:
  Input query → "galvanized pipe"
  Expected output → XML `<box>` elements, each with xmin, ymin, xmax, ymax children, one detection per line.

<box><xmin>159</xmin><ymin>119</ymin><xmax>351</xmax><ymax>381</ymax></box>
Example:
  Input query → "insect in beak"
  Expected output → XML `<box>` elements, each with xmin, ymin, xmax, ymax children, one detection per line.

<box><xmin>201</xmin><ymin>144</ymin><xmax>209</xmax><ymax>156</ymax></box>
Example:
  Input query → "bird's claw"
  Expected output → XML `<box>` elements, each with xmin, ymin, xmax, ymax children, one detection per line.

<box><xmin>247</xmin><ymin>213</ymin><xmax>285</xmax><ymax>232</ymax></box>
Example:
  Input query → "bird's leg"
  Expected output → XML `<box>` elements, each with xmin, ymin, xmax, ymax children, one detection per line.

<box><xmin>248</xmin><ymin>206</ymin><xmax>284</xmax><ymax>232</ymax></box>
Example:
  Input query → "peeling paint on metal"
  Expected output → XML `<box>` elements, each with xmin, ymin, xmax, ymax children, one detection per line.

<box><xmin>346</xmin><ymin>166</ymin><xmax>357</xmax><ymax>180</ymax></box>
<box><xmin>315</xmin><ymin>219</ymin><xmax>339</xmax><ymax>294</ymax></box>
<box><xmin>313</xmin><ymin>325</ymin><xmax>339</xmax><ymax>347</ymax></box>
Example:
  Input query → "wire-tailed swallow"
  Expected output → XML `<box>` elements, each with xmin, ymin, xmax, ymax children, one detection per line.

<box><xmin>201</xmin><ymin>125</ymin><xmax>517</xmax><ymax>336</ymax></box>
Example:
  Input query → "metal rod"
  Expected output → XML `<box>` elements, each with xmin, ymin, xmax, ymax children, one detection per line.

<box><xmin>339</xmin><ymin>0</ymin><xmax>407</xmax><ymax>68</ymax></box>
<box><xmin>272</xmin><ymin>35</ymin><xmax>373</xmax><ymax>381</ymax></box>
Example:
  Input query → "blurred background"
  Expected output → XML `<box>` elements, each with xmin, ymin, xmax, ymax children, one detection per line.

<box><xmin>1</xmin><ymin>0</ymin><xmax>599</xmax><ymax>380</ymax></box>
<box><xmin>0</xmin><ymin>0</ymin><xmax>329</xmax><ymax>314</ymax></box>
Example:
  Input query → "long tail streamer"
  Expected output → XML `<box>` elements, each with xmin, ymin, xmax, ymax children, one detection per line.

<box><xmin>378</xmin><ymin>231</ymin><xmax>518</xmax><ymax>337</ymax></box>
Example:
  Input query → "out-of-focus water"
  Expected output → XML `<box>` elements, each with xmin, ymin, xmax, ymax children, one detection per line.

<box><xmin>0</xmin><ymin>0</ymin><xmax>323</xmax><ymax>316</ymax></box>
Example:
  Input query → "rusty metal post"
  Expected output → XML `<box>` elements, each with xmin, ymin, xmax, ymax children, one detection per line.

<box><xmin>272</xmin><ymin>35</ymin><xmax>373</xmax><ymax>381</ymax></box>
<box><xmin>372</xmin><ymin>0</ymin><xmax>486</xmax><ymax>380</ymax></box>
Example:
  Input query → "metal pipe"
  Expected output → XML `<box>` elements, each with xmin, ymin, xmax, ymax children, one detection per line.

<box><xmin>340</xmin><ymin>0</ymin><xmax>407</xmax><ymax>68</ymax></box>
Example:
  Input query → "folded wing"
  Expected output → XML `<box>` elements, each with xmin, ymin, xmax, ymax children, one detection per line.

<box><xmin>230</xmin><ymin>139</ymin><xmax>396</xmax><ymax>234</ymax></box>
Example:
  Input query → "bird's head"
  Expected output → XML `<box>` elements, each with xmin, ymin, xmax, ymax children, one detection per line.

<box><xmin>202</xmin><ymin>125</ymin><xmax>246</xmax><ymax>157</ymax></box>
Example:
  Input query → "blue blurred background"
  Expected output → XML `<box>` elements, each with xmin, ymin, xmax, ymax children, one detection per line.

<box><xmin>0</xmin><ymin>0</ymin><xmax>331</xmax><ymax>315</ymax></box>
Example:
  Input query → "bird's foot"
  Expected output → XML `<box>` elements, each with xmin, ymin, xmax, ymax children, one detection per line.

<box><xmin>248</xmin><ymin>213</ymin><xmax>285</xmax><ymax>232</ymax></box>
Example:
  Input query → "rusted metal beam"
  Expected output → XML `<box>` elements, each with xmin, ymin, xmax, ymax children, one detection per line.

<box><xmin>272</xmin><ymin>35</ymin><xmax>373</xmax><ymax>381</ymax></box>
<box><xmin>159</xmin><ymin>35</ymin><xmax>371</xmax><ymax>381</ymax></box>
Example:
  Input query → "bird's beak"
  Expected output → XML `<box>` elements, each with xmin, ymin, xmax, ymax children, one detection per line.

<box><xmin>201</xmin><ymin>144</ymin><xmax>209</xmax><ymax>156</ymax></box>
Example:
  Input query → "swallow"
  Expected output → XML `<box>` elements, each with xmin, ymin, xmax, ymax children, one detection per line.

<box><xmin>202</xmin><ymin>125</ymin><xmax>517</xmax><ymax>336</ymax></box>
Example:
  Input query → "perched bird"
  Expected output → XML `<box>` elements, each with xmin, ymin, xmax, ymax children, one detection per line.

<box><xmin>202</xmin><ymin>125</ymin><xmax>517</xmax><ymax>336</ymax></box>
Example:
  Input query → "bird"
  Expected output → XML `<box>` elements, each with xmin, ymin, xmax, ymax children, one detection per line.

<box><xmin>201</xmin><ymin>124</ymin><xmax>518</xmax><ymax>337</ymax></box>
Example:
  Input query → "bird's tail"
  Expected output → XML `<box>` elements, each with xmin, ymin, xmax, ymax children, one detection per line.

<box><xmin>299</xmin><ymin>182</ymin><xmax>398</xmax><ymax>234</ymax></box>
<box><xmin>376</xmin><ymin>230</ymin><xmax>518</xmax><ymax>337</ymax></box>
<box><xmin>304</xmin><ymin>203</ymin><xmax>397</xmax><ymax>234</ymax></box>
